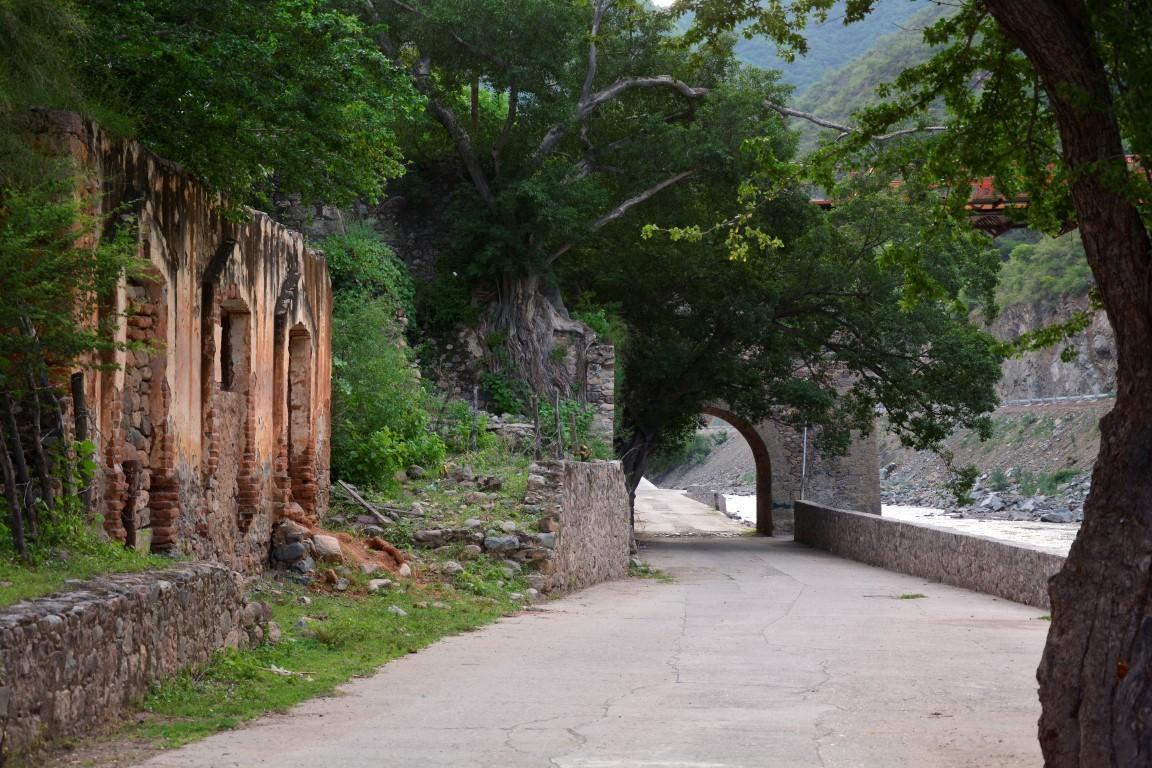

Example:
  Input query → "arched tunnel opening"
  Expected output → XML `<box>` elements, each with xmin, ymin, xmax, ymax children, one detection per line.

<box><xmin>699</xmin><ymin>406</ymin><xmax>774</xmax><ymax>537</ymax></box>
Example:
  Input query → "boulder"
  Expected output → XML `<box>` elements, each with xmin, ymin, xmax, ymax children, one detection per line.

<box><xmin>414</xmin><ymin>529</ymin><xmax>447</xmax><ymax>546</ymax></box>
<box><xmin>312</xmin><ymin>535</ymin><xmax>343</xmax><ymax>562</ymax></box>
<box><xmin>273</xmin><ymin>542</ymin><xmax>307</xmax><ymax>563</ymax></box>
<box><xmin>484</xmin><ymin>535</ymin><xmax>520</xmax><ymax>553</ymax></box>
<box><xmin>367</xmin><ymin>579</ymin><xmax>394</xmax><ymax>594</ymax></box>
<box><xmin>442</xmin><ymin>560</ymin><xmax>464</xmax><ymax>576</ymax></box>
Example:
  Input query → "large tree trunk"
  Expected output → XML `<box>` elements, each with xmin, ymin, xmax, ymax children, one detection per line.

<box><xmin>984</xmin><ymin>2</ymin><xmax>1152</xmax><ymax>764</ymax></box>
<box><xmin>479</xmin><ymin>273</ymin><xmax>593</xmax><ymax>405</ymax></box>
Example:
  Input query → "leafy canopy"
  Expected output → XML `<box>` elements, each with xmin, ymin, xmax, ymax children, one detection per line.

<box><xmin>78</xmin><ymin>0</ymin><xmax>417</xmax><ymax>206</ymax></box>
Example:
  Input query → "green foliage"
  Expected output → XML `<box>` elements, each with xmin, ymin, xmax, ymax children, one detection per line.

<box><xmin>538</xmin><ymin>398</ymin><xmax>599</xmax><ymax>458</ymax></box>
<box><xmin>687</xmin><ymin>0</ymin><xmax>931</xmax><ymax>93</ymax></box>
<box><xmin>433</xmin><ymin>400</ymin><xmax>497</xmax><ymax>455</ymax></box>
<box><xmin>988</xmin><ymin>468</ymin><xmax>1009</xmax><ymax>492</ymax></box>
<box><xmin>571</xmin><ymin>300</ymin><xmax>629</xmax><ymax>348</ymax></box>
<box><xmin>1018</xmin><ymin>469</ymin><xmax>1080</xmax><ymax>498</ymax></box>
<box><xmin>322</xmin><ymin>225</ymin><xmax>414</xmax><ymax>316</ymax></box>
<box><xmin>413</xmin><ymin>273</ymin><xmax>478</xmax><ymax>337</ymax></box>
<box><xmin>480</xmin><ymin>373</ymin><xmax>528</xmax><ymax>417</ymax></box>
<box><xmin>0</xmin><ymin>172</ymin><xmax>138</xmax><ymax>387</ymax></box>
<box><xmin>789</xmin><ymin>3</ymin><xmax>953</xmax><ymax>152</ymax></box>
<box><xmin>139</xmin><ymin>581</ymin><xmax>520</xmax><ymax>747</ymax></box>
<box><xmin>945</xmin><ymin>462</ymin><xmax>979</xmax><ymax>506</ymax></box>
<box><xmin>330</xmin><ymin>299</ymin><xmax>445</xmax><ymax>490</ymax></box>
<box><xmin>648</xmin><ymin>429</ymin><xmax>718</xmax><ymax>476</ymax></box>
<box><xmin>78</xmin><ymin>0</ymin><xmax>416</xmax><ymax>206</ymax></box>
<box><xmin>996</xmin><ymin>232</ymin><xmax>1094</xmax><ymax>309</ymax></box>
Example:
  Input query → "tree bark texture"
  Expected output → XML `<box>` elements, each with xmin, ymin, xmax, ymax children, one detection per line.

<box><xmin>480</xmin><ymin>274</ymin><xmax>593</xmax><ymax>404</ymax></box>
<box><xmin>983</xmin><ymin>1</ymin><xmax>1152</xmax><ymax>765</ymax></box>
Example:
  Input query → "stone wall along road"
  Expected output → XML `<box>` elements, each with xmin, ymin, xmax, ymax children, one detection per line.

<box><xmin>795</xmin><ymin>500</ymin><xmax>1064</xmax><ymax>609</ymax></box>
<box><xmin>0</xmin><ymin>565</ymin><xmax>272</xmax><ymax>761</ymax></box>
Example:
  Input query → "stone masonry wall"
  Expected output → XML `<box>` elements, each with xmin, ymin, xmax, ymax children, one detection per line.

<box><xmin>0</xmin><ymin>565</ymin><xmax>272</xmax><ymax>761</ymax></box>
<box><xmin>794</xmin><ymin>501</ymin><xmax>1064</xmax><ymax>609</ymax></box>
<box><xmin>530</xmin><ymin>460</ymin><xmax>631</xmax><ymax>594</ymax></box>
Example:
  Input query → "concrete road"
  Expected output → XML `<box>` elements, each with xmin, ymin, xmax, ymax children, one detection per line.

<box><xmin>140</xmin><ymin>538</ymin><xmax>1048</xmax><ymax>768</ymax></box>
<box><xmin>635</xmin><ymin>486</ymin><xmax>747</xmax><ymax>537</ymax></box>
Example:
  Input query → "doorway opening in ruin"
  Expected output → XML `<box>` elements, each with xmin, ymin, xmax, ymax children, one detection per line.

<box><xmin>699</xmin><ymin>406</ymin><xmax>774</xmax><ymax>536</ymax></box>
<box><xmin>218</xmin><ymin>301</ymin><xmax>251</xmax><ymax>393</ymax></box>
<box><xmin>287</xmin><ymin>327</ymin><xmax>316</xmax><ymax>519</ymax></box>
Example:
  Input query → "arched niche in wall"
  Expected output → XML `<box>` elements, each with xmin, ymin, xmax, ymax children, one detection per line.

<box><xmin>287</xmin><ymin>326</ymin><xmax>317</xmax><ymax>519</ymax></box>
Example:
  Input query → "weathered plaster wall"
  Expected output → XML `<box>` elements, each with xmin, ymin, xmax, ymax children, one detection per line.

<box><xmin>794</xmin><ymin>501</ymin><xmax>1063</xmax><ymax>609</ymax></box>
<box><xmin>47</xmin><ymin>113</ymin><xmax>332</xmax><ymax>572</ymax></box>
<box><xmin>0</xmin><ymin>564</ymin><xmax>272</xmax><ymax>761</ymax></box>
<box><xmin>529</xmin><ymin>460</ymin><xmax>631</xmax><ymax>593</ymax></box>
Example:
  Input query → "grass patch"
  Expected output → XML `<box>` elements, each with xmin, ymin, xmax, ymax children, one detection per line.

<box><xmin>1037</xmin><ymin>615</ymin><xmax>1052</xmax><ymax>621</ymax></box>
<box><xmin>139</xmin><ymin>578</ymin><xmax>522</xmax><ymax>747</ymax></box>
<box><xmin>629</xmin><ymin>560</ymin><xmax>673</xmax><ymax>582</ymax></box>
<box><xmin>0</xmin><ymin>528</ymin><xmax>171</xmax><ymax>608</ymax></box>
<box><xmin>898</xmin><ymin>593</ymin><xmax>927</xmax><ymax>600</ymax></box>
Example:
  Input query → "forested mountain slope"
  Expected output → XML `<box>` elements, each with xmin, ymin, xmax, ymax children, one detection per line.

<box><xmin>684</xmin><ymin>0</ymin><xmax>929</xmax><ymax>93</ymax></box>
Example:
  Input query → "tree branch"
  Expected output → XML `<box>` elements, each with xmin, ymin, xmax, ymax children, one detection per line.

<box><xmin>535</xmin><ymin>77</ymin><xmax>709</xmax><ymax>161</ymax></box>
<box><xmin>763</xmin><ymin>101</ymin><xmax>947</xmax><ymax>143</ymax></box>
<box><xmin>361</xmin><ymin>2</ymin><xmax>499</xmax><ymax>212</ymax></box>
<box><xmin>492</xmin><ymin>81</ymin><xmax>519</xmax><ymax>179</ymax></box>
<box><xmin>386</xmin><ymin>0</ymin><xmax>511</xmax><ymax>71</ymax></box>
<box><xmin>545</xmin><ymin>170</ymin><xmax>695</xmax><ymax>265</ymax></box>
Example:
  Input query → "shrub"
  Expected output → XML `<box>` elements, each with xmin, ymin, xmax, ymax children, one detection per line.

<box><xmin>330</xmin><ymin>298</ymin><xmax>445</xmax><ymax>489</ymax></box>
<box><xmin>988</xmin><ymin>468</ymin><xmax>1009</xmax><ymax>492</ymax></box>
<box><xmin>997</xmin><ymin>232</ymin><xmax>1094</xmax><ymax>309</ymax></box>
<box><xmin>321</xmin><ymin>224</ymin><xmax>413</xmax><ymax>316</ymax></box>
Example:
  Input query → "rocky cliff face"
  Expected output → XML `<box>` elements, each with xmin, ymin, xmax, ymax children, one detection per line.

<box><xmin>990</xmin><ymin>297</ymin><xmax>1115</xmax><ymax>400</ymax></box>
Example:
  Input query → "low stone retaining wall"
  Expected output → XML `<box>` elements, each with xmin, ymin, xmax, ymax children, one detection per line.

<box><xmin>533</xmin><ymin>460</ymin><xmax>631</xmax><ymax>594</ymax></box>
<box><xmin>0</xmin><ymin>564</ymin><xmax>271</xmax><ymax>761</ymax></box>
<box><xmin>794</xmin><ymin>501</ymin><xmax>1065</xmax><ymax>609</ymax></box>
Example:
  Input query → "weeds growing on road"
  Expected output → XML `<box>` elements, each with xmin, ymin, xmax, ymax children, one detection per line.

<box><xmin>899</xmin><ymin>593</ymin><xmax>927</xmax><ymax>600</ymax></box>
<box><xmin>629</xmin><ymin>560</ymin><xmax>673</xmax><ymax>582</ymax></box>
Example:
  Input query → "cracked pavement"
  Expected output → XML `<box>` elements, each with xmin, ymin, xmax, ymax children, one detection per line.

<box><xmin>140</xmin><ymin>495</ymin><xmax>1048</xmax><ymax>768</ymax></box>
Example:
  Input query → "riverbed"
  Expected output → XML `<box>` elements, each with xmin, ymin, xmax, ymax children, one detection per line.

<box><xmin>723</xmin><ymin>495</ymin><xmax>1077</xmax><ymax>556</ymax></box>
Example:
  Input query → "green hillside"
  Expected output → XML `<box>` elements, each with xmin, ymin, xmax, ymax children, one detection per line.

<box><xmin>727</xmin><ymin>0</ymin><xmax>930</xmax><ymax>93</ymax></box>
<box><xmin>790</xmin><ymin>3</ymin><xmax>952</xmax><ymax>150</ymax></box>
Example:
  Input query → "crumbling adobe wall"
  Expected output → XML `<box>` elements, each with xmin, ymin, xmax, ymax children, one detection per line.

<box><xmin>46</xmin><ymin>113</ymin><xmax>332</xmax><ymax>572</ymax></box>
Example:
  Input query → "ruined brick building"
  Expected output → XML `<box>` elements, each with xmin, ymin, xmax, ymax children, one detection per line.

<box><xmin>52</xmin><ymin>113</ymin><xmax>332</xmax><ymax>572</ymax></box>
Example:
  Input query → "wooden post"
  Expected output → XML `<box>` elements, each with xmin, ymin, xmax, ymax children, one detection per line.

<box><xmin>531</xmin><ymin>395</ymin><xmax>541</xmax><ymax>461</ymax></box>
<box><xmin>553</xmin><ymin>392</ymin><xmax>563</xmax><ymax>460</ymax></box>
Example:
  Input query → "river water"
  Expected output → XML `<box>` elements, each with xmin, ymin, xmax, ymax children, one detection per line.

<box><xmin>722</xmin><ymin>495</ymin><xmax>1077</xmax><ymax>556</ymax></box>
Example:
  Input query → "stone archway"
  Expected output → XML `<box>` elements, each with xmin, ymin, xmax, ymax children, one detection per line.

<box><xmin>701</xmin><ymin>405</ymin><xmax>775</xmax><ymax>537</ymax></box>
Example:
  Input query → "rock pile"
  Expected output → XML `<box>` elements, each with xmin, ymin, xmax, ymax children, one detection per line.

<box><xmin>883</xmin><ymin>469</ymin><xmax>1090</xmax><ymax>524</ymax></box>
